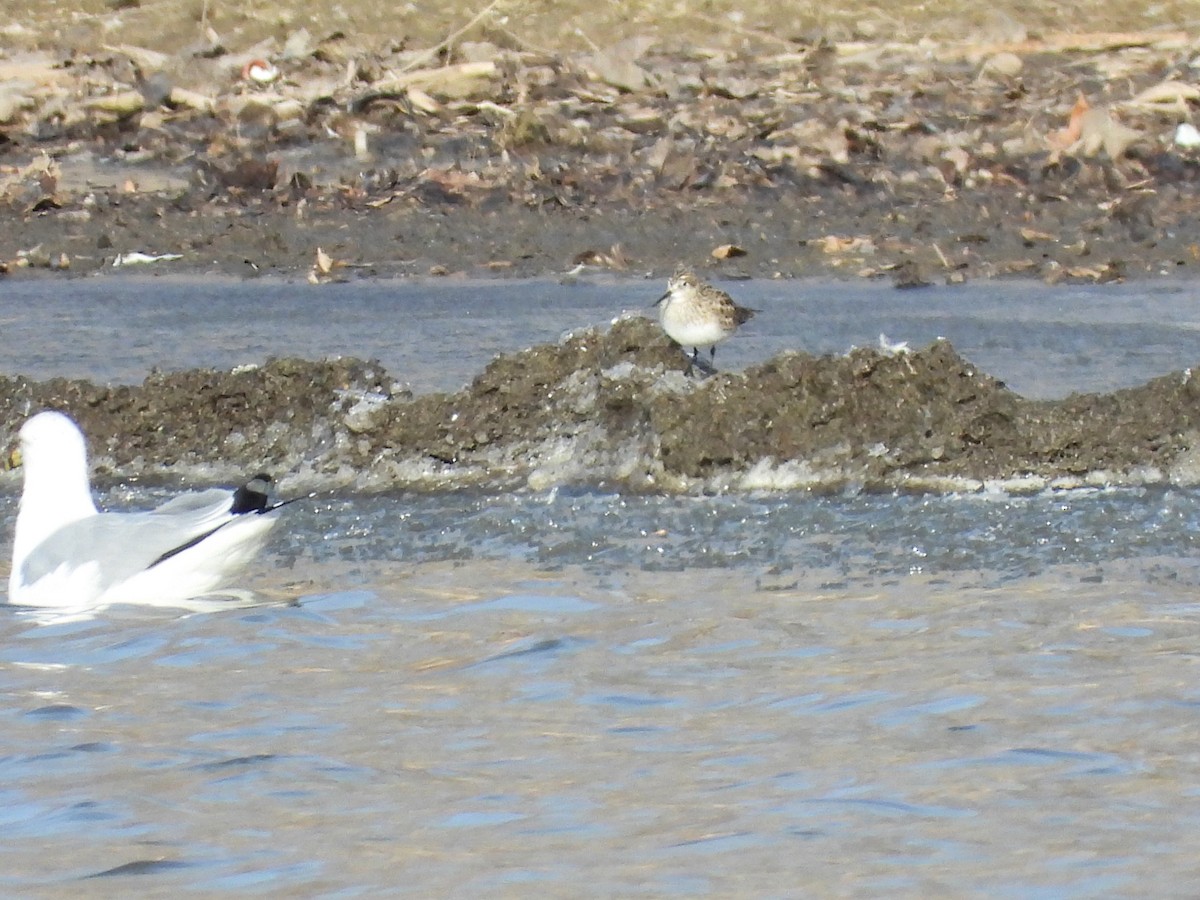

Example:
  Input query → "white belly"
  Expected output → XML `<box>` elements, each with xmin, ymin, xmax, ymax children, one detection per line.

<box><xmin>659</xmin><ymin>308</ymin><xmax>730</xmax><ymax>348</ymax></box>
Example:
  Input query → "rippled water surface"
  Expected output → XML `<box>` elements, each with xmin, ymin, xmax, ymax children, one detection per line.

<box><xmin>3</xmin><ymin>487</ymin><xmax>1200</xmax><ymax>896</ymax></box>
<box><xmin>4</xmin><ymin>278</ymin><xmax>1200</xmax><ymax>895</ymax></box>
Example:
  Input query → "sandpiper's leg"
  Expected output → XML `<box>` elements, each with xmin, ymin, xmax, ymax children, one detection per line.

<box><xmin>683</xmin><ymin>346</ymin><xmax>700</xmax><ymax>377</ymax></box>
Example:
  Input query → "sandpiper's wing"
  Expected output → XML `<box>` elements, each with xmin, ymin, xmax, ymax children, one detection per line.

<box><xmin>732</xmin><ymin>303</ymin><xmax>758</xmax><ymax>325</ymax></box>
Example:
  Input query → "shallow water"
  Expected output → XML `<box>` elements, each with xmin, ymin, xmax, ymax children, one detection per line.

<box><xmin>4</xmin><ymin>275</ymin><xmax>1200</xmax><ymax>398</ymax></box>
<box><xmin>3</xmin><ymin>487</ymin><xmax>1200</xmax><ymax>895</ymax></box>
<box><xmin>4</xmin><ymin>277</ymin><xmax>1200</xmax><ymax>895</ymax></box>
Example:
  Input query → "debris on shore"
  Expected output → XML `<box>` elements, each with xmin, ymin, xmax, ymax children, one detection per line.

<box><xmin>1</xmin><ymin>20</ymin><xmax>1199</xmax><ymax>281</ymax></box>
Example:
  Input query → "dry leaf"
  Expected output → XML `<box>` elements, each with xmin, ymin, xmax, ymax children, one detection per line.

<box><xmin>167</xmin><ymin>87</ymin><xmax>215</xmax><ymax>113</ymax></box>
<box><xmin>1048</xmin><ymin>94</ymin><xmax>1140</xmax><ymax>160</ymax></box>
<box><xmin>999</xmin><ymin>259</ymin><xmax>1039</xmax><ymax>274</ymax></box>
<box><xmin>1175</xmin><ymin>123</ymin><xmax>1200</xmax><ymax>148</ymax></box>
<box><xmin>374</xmin><ymin>61</ymin><xmax>497</xmax><ymax>101</ymax></box>
<box><xmin>87</xmin><ymin>90</ymin><xmax>144</xmax><ymax>115</ymax></box>
<box><xmin>1048</xmin><ymin>94</ymin><xmax>1089</xmax><ymax>151</ymax></box>
<box><xmin>711</xmin><ymin>243</ymin><xmax>747</xmax><ymax>260</ymax></box>
<box><xmin>980</xmin><ymin>52</ymin><xmax>1022</xmax><ymax>78</ymax></box>
<box><xmin>405</xmin><ymin>87</ymin><xmax>441</xmax><ymax>115</ymax></box>
<box><xmin>1073</xmin><ymin>108</ymin><xmax>1140</xmax><ymax>159</ymax></box>
<box><xmin>819</xmin><ymin>235</ymin><xmax>876</xmax><ymax>255</ymax></box>
<box><xmin>585</xmin><ymin>37</ymin><xmax>655</xmax><ymax>92</ymax></box>
<box><xmin>1019</xmin><ymin>227</ymin><xmax>1056</xmax><ymax>243</ymax></box>
<box><xmin>1124</xmin><ymin>80</ymin><xmax>1200</xmax><ymax>112</ymax></box>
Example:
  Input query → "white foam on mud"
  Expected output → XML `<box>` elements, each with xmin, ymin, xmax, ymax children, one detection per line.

<box><xmin>1169</xmin><ymin>436</ymin><xmax>1200</xmax><ymax>486</ymax></box>
<box><xmin>736</xmin><ymin>457</ymin><xmax>829</xmax><ymax>492</ymax></box>
<box><xmin>984</xmin><ymin>473</ymin><xmax>1047</xmax><ymax>495</ymax></box>
<box><xmin>888</xmin><ymin>472</ymin><xmax>985</xmax><ymax>494</ymax></box>
<box><xmin>341</xmin><ymin>392</ymin><xmax>392</xmax><ymax>434</ymax></box>
<box><xmin>525</xmin><ymin>436</ymin><xmax>590</xmax><ymax>491</ymax></box>
<box><xmin>10</xmin><ymin>448</ymin><xmax>1188</xmax><ymax>499</ymax></box>
<box><xmin>523</xmin><ymin>426</ymin><xmax>665</xmax><ymax>493</ymax></box>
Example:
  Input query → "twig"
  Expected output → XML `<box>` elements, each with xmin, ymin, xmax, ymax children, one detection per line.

<box><xmin>712</xmin><ymin>17</ymin><xmax>797</xmax><ymax>49</ymax></box>
<box><xmin>932</xmin><ymin>242</ymin><xmax>950</xmax><ymax>269</ymax></box>
<box><xmin>489</xmin><ymin>23</ymin><xmax>555</xmax><ymax>57</ymax></box>
<box><xmin>573</xmin><ymin>26</ymin><xmax>601</xmax><ymax>53</ymax></box>
<box><xmin>399</xmin><ymin>0</ymin><xmax>506</xmax><ymax>73</ymax></box>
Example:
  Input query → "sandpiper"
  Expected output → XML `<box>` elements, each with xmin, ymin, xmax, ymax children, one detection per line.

<box><xmin>654</xmin><ymin>271</ymin><xmax>757</xmax><ymax>376</ymax></box>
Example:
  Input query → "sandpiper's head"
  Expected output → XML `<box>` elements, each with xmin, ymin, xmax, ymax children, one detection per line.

<box><xmin>657</xmin><ymin>270</ymin><xmax>699</xmax><ymax>307</ymax></box>
<box><xmin>670</xmin><ymin>270</ymin><xmax>699</xmax><ymax>291</ymax></box>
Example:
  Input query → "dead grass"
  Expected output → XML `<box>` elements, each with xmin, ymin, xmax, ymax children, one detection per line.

<box><xmin>0</xmin><ymin>0</ymin><xmax>1197</xmax><ymax>59</ymax></box>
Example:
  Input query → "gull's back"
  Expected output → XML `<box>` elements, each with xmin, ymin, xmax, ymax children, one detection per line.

<box><xmin>14</xmin><ymin>489</ymin><xmax>280</xmax><ymax>609</ymax></box>
<box><xmin>9</xmin><ymin>410</ymin><xmax>283</xmax><ymax>611</ymax></box>
<box><xmin>18</xmin><ymin>489</ymin><xmax>236</xmax><ymax>591</ymax></box>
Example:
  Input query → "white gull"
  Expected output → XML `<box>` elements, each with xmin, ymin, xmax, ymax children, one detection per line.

<box><xmin>9</xmin><ymin>410</ymin><xmax>286</xmax><ymax>612</ymax></box>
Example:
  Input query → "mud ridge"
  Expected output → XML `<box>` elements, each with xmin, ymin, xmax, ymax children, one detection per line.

<box><xmin>3</xmin><ymin>318</ymin><xmax>1200</xmax><ymax>494</ymax></box>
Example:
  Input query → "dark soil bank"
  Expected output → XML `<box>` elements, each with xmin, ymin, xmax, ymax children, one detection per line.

<box><xmin>4</xmin><ymin>319</ymin><xmax>1200</xmax><ymax>494</ymax></box>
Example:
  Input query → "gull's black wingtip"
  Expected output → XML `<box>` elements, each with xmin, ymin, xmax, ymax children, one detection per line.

<box><xmin>231</xmin><ymin>473</ymin><xmax>273</xmax><ymax>515</ymax></box>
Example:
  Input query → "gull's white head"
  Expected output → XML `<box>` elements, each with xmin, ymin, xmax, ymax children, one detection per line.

<box><xmin>11</xmin><ymin>411</ymin><xmax>99</xmax><ymax>598</ymax></box>
<box><xmin>19</xmin><ymin>410</ymin><xmax>90</xmax><ymax>470</ymax></box>
<box><xmin>18</xmin><ymin>411</ymin><xmax>96</xmax><ymax>510</ymax></box>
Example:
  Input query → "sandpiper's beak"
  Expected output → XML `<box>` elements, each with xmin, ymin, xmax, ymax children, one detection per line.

<box><xmin>652</xmin><ymin>291</ymin><xmax>669</xmax><ymax>308</ymax></box>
